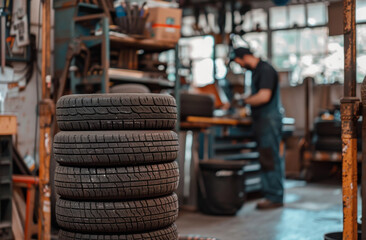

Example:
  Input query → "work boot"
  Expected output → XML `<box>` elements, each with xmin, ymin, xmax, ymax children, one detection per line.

<box><xmin>256</xmin><ymin>199</ymin><xmax>284</xmax><ymax>210</ymax></box>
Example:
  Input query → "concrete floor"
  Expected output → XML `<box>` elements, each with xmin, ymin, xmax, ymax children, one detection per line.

<box><xmin>176</xmin><ymin>180</ymin><xmax>353</xmax><ymax>240</ymax></box>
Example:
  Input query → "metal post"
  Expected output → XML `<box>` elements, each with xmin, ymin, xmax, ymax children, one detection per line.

<box><xmin>175</xmin><ymin>44</ymin><xmax>181</xmax><ymax>133</ymax></box>
<box><xmin>342</xmin><ymin>0</ymin><xmax>359</xmax><ymax>239</ymax></box>
<box><xmin>304</xmin><ymin>77</ymin><xmax>312</xmax><ymax>147</ymax></box>
<box><xmin>0</xmin><ymin>10</ymin><xmax>5</xmax><ymax>74</ymax></box>
<box><xmin>361</xmin><ymin>77</ymin><xmax>366</xmax><ymax>240</ymax></box>
<box><xmin>38</xmin><ymin>0</ymin><xmax>52</xmax><ymax>239</ymax></box>
<box><xmin>344</xmin><ymin>0</ymin><xmax>357</xmax><ymax>97</ymax></box>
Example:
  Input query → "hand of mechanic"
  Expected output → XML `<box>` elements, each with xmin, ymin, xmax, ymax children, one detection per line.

<box><xmin>231</xmin><ymin>93</ymin><xmax>247</xmax><ymax>108</ymax></box>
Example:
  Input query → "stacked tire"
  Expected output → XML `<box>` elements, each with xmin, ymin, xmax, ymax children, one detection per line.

<box><xmin>53</xmin><ymin>93</ymin><xmax>180</xmax><ymax>240</ymax></box>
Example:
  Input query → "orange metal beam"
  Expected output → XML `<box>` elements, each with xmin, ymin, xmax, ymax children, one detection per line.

<box><xmin>39</xmin><ymin>0</ymin><xmax>53</xmax><ymax>239</ymax></box>
<box><xmin>342</xmin><ymin>0</ymin><xmax>359</xmax><ymax>239</ymax></box>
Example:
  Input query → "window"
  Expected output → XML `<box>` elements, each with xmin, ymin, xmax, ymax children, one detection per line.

<box><xmin>300</xmin><ymin>28</ymin><xmax>327</xmax><ymax>55</ymax></box>
<box><xmin>356</xmin><ymin>0</ymin><xmax>366</xmax><ymax>23</ymax></box>
<box><xmin>178</xmin><ymin>36</ymin><xmax>215</xmax><ymax>87</ymax></box>
<box><xmin>242</xmin><ymin>9</ymin><xmax>268</xmax><ymax>32</ymax></box>
<box><xmin>307</xmin><ymin>3</ymin><xmax>327</xmax><ymax>26</ymax></box>
<box><xmin>270</xmin><ymin>7</ymin><xmax>288</xmax><ymax>29</ymax></box>
<box><xmin>357</xmin><ymin>25</ymin><xmax>366</xmax><ymax>82</ymax></box>
<box><xmin>272</xmin><ymin>28</ymin><xmax>328</xmax><ymax>84</ymax></box>
<box><xmin>289</xmin><ymin>5</ymin><xmax>306</xmax><ymax>27</ymax></box>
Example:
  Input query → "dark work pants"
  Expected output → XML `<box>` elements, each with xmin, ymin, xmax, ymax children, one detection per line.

<box><xmin>253</xmin><ymin>116</ymin><xmax>284</xmax><ymax>203</ymax></box>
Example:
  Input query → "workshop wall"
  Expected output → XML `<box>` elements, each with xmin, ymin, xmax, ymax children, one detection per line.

<box><xmin>4</xmin><ymin>0</ymin><xmax>55</xmax><ymax>167</ymax></box>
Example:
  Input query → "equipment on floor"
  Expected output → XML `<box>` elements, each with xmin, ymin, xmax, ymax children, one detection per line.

<box><xmin>198</xmin><ymin>160</ymin><xmax>248</xmax><ymax>215</ymax></box>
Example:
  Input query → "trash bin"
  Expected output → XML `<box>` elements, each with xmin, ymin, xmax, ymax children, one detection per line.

<box><xmin>324</xmin><ymin>232</ymin><xmax>361</xmax><ymax>240</ymax></box>
<box><xmin>198</xmin><ymin>160</ymin><xmax>248</xmax><ymax>215</ymax></box>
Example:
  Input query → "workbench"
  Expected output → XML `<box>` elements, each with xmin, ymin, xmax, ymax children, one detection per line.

<box><xmin>0</xmin><ymin>115</ymin><xmax>16</xmax><ymax>240</ymax></box>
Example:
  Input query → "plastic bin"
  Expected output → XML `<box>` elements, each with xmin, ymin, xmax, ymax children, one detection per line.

<box><xmin>198</xmin><ymin>160</ymin><xmax>248</xmax><ymax>215</ymax></box>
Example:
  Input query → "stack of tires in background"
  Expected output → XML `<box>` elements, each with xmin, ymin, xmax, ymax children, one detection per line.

<box><xmin>53</xmin><ymin>93</ymin><xmax>180</xmax><ymax>240</ymax></box>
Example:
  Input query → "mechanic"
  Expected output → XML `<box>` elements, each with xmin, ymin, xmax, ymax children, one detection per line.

<box><xmin>232</xmin><ymin>47</ymin><xmax>284</xmax><ymax>210</ymax></box>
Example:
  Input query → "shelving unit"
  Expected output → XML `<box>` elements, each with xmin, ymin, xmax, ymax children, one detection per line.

<box><xmin>0</xmin><ymin>115</ymin><xmax>16</xmax><ymax>240</ymax></box>
<box><xmin>54</xmin><ymin>0</ymin><xmax>177</xmax><ymax>94</ymax></box>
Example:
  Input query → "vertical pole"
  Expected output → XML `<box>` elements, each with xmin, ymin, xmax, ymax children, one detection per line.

<box><xmin>344</xmin><ymin>0</ymin><xmax>357</xmax><ymax>97</ymax></box>
<box><xmin>342</xmin><ymin>0</ymin><xmax>359</xmax><ymax>240</ymax></box>
<box><xmin>103</xmin><ymin>16</ymin><xmax>110</xmax><ymax>93</ymax></box>
<box><xmin>304</xmin><ymin>77</ymin><xmax>311</xmax><ymax>147</ymax></box>
<box><xmin>41</xmin><ymin>0</ymin><xmax>51</xmax><ymax>99</ymax></box>
<box><xmin>39</xmin><ymin>0</ymin><xmax>52</xmax><ymax>239</ymax></box>
<box><xmin>0</xmin><ymin>10</ymin><xmax>5</xmax><ymax>73</ymax></box>
<box><xmin>361</xmin><ymin>77</ymin><xmax>366</xmax><ymax>240</ymax></box>
<box><xmin>266</xmin><ymin>8</ymin><xmax>272</xmax><ymax>61</ymax></box>
<box><xmin>175</xmin><ymin>44</ymin><xmax>181</xmax><ymax>134</ymax></box>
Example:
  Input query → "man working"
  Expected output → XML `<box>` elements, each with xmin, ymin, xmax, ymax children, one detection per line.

<box><xmin>232</xmin><ymin>47</ymin><xmax>284</xmax><ymax>210</ymax></box>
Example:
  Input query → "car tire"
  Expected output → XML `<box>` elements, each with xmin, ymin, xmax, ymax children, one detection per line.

<box><xmin>56</xmin><ymin>93</ymin><xmax>177</xmax><ymax>131</ymax></box>
<box><xmin>53</xmin><ymin>131</ymin><xmax>179</xmax><ymax>167</ymax></box>
<box><xmin>58</xmin><ymin>224</ymin><xmax>178</xmax><ymax>240</ymax></box>
<box><xmin>56</xmin><ymin>193</ymin><xmax>179</xmax><ymax>233</ymax></box>
<box><xmin>55</xmin><ymin>162</ymin><xmax>179</xmax><ymax>200</ymax></box>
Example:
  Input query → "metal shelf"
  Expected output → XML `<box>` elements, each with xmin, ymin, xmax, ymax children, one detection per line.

<box><xmin>214</xmin><ymin>142</ymin><xmax>257</xmax><ymax>151</ymax></box>
<box><xmin>108</xmin><ymin>68</ymin><xmax>175</xmax><ymax>88</ymax></box>
<box><xmin>110</xmin><ymin>35</ymin><xmax>176</xmax><ymax>52</ymax></box>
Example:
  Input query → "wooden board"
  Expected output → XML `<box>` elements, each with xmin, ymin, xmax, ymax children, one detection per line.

<box><xmin>110</xmin><ymin>35</ymin><xmax>176</xmax><ymax>52</ymax></box>
<box><xmin>185</xmin><ymin>116</ymin><xmax>252</xmax><ymax>126</ymax></box>
<box><xmin>0</xmin><ymin>115</ymin><xmax>17</xmax><ymax>135</ymax></box>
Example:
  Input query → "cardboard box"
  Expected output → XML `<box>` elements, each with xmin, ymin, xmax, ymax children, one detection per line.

<box><xmin>147</xmin><ymin>7</ymin><xmax>182</xmax><ymax>43</ymax></box>
<box><xmin>0</xmin><ymin>115</ymin><xmax>17</xmax><ymax>135</ymax></box>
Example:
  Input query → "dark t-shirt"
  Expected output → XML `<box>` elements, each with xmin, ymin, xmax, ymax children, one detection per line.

<box><xmin>251</xmin><ymin>60</ymin><xmax>282</xmax><ymax>118</ymax></box>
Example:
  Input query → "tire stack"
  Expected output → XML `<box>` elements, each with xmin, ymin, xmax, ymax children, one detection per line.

<box><xmin>53</xmin><ymin>93</ymin><xmax>180</xmax><ymax>240</ymax></box>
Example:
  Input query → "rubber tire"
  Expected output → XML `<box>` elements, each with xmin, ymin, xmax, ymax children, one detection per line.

<box><xmin>53</xmin><ymin>131</ymin><xmax>179</xmax><ymax>167</ymax></box>
<box><xmin>55</xmin><ymin>162</ymin><xmax>179</xmax><ymax>200</ymax></box>
<box><xmin>58</xmin><ymin>224</ymin><xmax>178</xmax><ymax>240</ymax></box>
<box><xmin>313</xmin><ymin>118</ymin><xmax>341</xmax><ymax>137</ymax></box>
<box><xmin>56</xmin><ymin>193</ymin><xmax>178</xmax><ymax>234</ymax></box>
<box><xmin>110</xmin><ymin>84</ymin><xmax>151</xmax><ymax>94</ymax></box>
<box><xmin>56</xmin><ymin>93</ymin><xmax>177</xmax><ymax>131</ymax></box>
<box><xmin>313</xmin><ymin>137</ymin><xmax>342</xmax><ymax>152</ymax></box>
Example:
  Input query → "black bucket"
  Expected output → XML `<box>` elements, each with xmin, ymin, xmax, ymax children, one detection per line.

<box><xmin>324</xmin><ymin>232</ymin><xmax>361</xmax><ymax>240</ymax></box>
<box><xmin>198</xmin><ymin>160</ymin><xmax>248</xmax><ymax>215</ymax></box>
